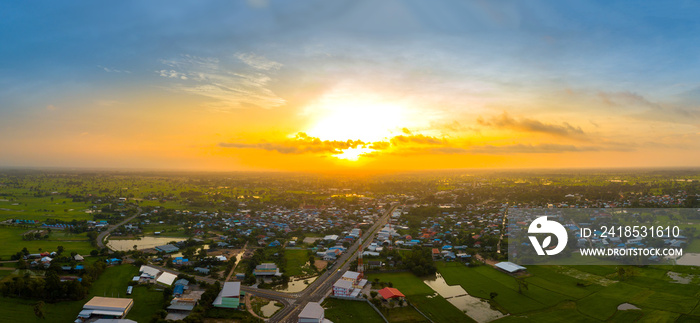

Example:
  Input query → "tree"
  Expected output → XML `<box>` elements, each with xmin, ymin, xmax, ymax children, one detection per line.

<box><xmin>57</xmin><ymin>245</ymin><xmax>64</xmax><ymax>255</ymax></box>
<box><xmin>33</xmin><ymin>301</ymin><xmax>45</xmax><ymax>319</ymax></box>
<box><xmin>489</xmin><ymin>292</ymin><xmax>498</xmax><ymax>300</ymax></box>
<box><xmin>90</xmin><ymin>249</ymin><xmax>99</xmax><ymax>257</ymax></box>
<box><xmin>370</xmin><ymin>291</ymin><xmax>378</xmax><ymax>299</ymax></box>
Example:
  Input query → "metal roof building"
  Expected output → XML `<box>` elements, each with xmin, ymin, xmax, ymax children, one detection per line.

<box><xmin>77</xmin><ymin>297</ymin><xmax>134</xmax><ymax>320</ymax></box>
<box><xmin>213</xmin><ymin>282</ymin><xmax>241</xmax><ymax>309</ymax></box>
<box><xmin>494</xmin><ymin>261</ymin><xmax>527</xmax><ymax>273</ymax></box>
<box><xmin>298</xmin><ymin>302</ymin><xmax>325</xmax><ymax>323</ymax></box>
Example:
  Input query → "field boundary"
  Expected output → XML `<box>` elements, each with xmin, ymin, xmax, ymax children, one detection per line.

<box><xmin>328</xmin><ymin>295</ymin><xmax>389</xmax><ymax>323</ymax></box>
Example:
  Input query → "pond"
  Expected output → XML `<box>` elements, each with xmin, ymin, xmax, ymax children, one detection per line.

<box><xmin>107</xmin><ymin>236</ymin><xmax>184</xmax><ymax>251</ymax></box>
<box><xmin>424</xmin><ymin>272</ymin><xmax>505</xmax><ymax>323</ymax></box>
<box><xmin>667</xmin><ymin>271</ymin><xmax>694</xmax><ymax>284</ymax></box>
<box><xmin>676</xmin><ymin>253</ymin><xmax>700</xmax><ymax>266</ymax></box>
<box><xmin>274</xmin><ymin>276</ymin><xmax>318</xmax><ymax>293</ymax></box>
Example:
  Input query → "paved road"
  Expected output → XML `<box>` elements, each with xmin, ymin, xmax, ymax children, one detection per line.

<box><xmin>272</xmin><ymin>203</ymin><xmax>397</xmax><ymax>323</ymax></box>
<box><xmin>108</xmin><ymin>205</ymin><xmax>396</xmax><ymax>322</ymax></box>
<box><xmin>95</xmin><ymin>209</ymin><xmax>141</xmax><ymax>250</ymax></box>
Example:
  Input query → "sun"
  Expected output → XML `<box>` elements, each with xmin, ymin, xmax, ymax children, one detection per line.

<box><xmin>303</xmin><ymin>97</ymin><xmax>410</xmax><ymax>160</ymax></box>
<box><xmin>334</xmin><ymin>147</ymin><xmax>374</xmax><ymax>161</ymax></box>
<box><xmin>305</xmin><ymin>100</ymin><xmax>407</xmax><ymax>143</ymax></box>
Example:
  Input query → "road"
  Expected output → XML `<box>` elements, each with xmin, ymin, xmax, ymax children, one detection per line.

<box><xmin>102</xmin><ymin>204</ymin><xmax>397</xmax><ymax>322</ymax></box>
<box><xmin>95</xmin><ymin>209</ymin><xmax>141</xmax><ymax>250</ymax></box>
<box><xmin>271</xmin><ymin>203</ymin><xmax>397</xmax><ymax>323</ymax></box>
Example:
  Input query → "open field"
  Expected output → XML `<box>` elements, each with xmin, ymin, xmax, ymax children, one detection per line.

<box><xmin>429</xmin><ymin>262</ymin><xmax>700</xmax><ymax>322</ymax></box>
<box><xmin>0</xmin><ymin>264</ymin><xmax>163</xmax><ymax>323</ymax></box>
<box><xmin>367</xmin><ymin>271</ymin><xmax>476</xmax><ymax>323</ymax></box>
<box><xmin>0</xmin><ymin>227</ymin><xmax>94</xmax><ymax>259</ymax></box>
<box><xmin>284</xmin><ymin>249</ymin><xmax>315</xmax><ymax>277</ymax></box>
<box><xmin>322</xmin><ymin>298</ymin><xmax>385</xmax><ymax>323</ymax></box>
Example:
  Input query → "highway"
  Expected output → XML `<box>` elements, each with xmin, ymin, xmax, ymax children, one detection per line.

<box><xmin>271</xmin><ymin>203</ymin><xmax>397</xmax><ymax>323</ymax></box>
<box><xmin>101</xmin><ymin>204</ymin><xmax>397</xmax><ymax>322</ymax></box>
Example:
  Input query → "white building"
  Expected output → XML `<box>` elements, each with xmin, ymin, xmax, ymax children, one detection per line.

<box><xmin>298</xmin><ymin>302</ymin><xmax>331</xmax><ymax>323</ymax></box>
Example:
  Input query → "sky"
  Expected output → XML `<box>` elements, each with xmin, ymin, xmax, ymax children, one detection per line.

<box><xmin>2</xmin><ymin>1</ymin><xmax>700</xmax><ymax>172</ymax></box>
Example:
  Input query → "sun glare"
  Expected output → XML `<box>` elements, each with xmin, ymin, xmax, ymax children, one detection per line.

<box><xmin>334</xmin><ymin>147</ymin><xmax>374</xmax><ymax>161</ymax></box>
<box><xmin>305</xmin><ymin>100</ymin><xmax>407</xmax><ymax>143</ymax></box>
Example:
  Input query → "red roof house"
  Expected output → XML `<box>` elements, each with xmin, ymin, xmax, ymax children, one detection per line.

<box><xmin>378</xmin><ymin>287</ymin><xmax>405</xmax><ymax>300</ymax></box>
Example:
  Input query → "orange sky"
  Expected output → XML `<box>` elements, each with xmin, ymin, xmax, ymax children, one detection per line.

<box><xmin>2</xmin><ymin>2</ymin><xmax>700</xmax><ymax>172</ymax></box>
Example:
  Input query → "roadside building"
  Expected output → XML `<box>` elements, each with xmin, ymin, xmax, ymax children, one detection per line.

<box><xmin>378</xmin><ymin>287</ymin><xmax>405</xmax><ymax>300</ymax></box>
<box><xmin>77</xmin><ymin>297</ymin><xmax>134</xmax><ymax>321</ymax></box>
<box><xmin>213</xmin><ymin>282</ymin><xmax>241</xmax><ymax>308</ymax></box>
<box><xmin>253</xmin><ymin>263</ymin><xmax>280</xmax><ymax>276</ymax></box>
<box><xmin>298</xmin><ymin>302</ymin><xmax>330</xmax><ymax>323</ymax></box>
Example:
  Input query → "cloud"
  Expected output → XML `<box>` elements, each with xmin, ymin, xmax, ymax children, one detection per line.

<box><xmin>46</xmin><ymin>104</ymin><xmax>58</xmax><ymax>111</ymax></box>
<box><xmin>219</xmin><ymin>132</ymin><xmax>366</xmax><ymax>155</ymax></box>
<box><xmin>477</xmin><ymin>112</ymin><xmax>585</xmax><ymax>137</ymax></box>
<box><xmin>98</xmin><ymin>65</ymin><xmax>131</xmax><ymax>74</ymax></box>
<box><xmin>157</xmin><ymin>53</ymin><xmax>285</xmax><ymax>110</ymax></box>
<box><xmin>390</xmin><ymin>134</ymin><xmax>445</xmax><ymax>145</ymax></box>
<box><xmin>235</xmin><ymin>53</ymin><xmax>282</xmax><ymax>71</ymax></box>
<box><xmin>598</xmin><ymin>91</ymin><xmax>662</xmax><ymax>110</ymax></box>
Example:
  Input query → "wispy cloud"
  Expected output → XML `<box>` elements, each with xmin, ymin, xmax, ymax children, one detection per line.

<box><xmin>98</xmin><ymin>65</ymin><xmax>131</xmax><ymax>73</ymax></box>
<box><xmin>219</xmin><ymin>132</ymin><xmax>365</xmax><ymax>155</ymax></box>
<box><xmin>158</xmin><ymin>53</ymin><xmax>285</xmax><ymax>111</ymax></box>
<box><xmin>477</xmin><ymin>112</ymin><xmax>585</xmax><ymax>138</ymax></box>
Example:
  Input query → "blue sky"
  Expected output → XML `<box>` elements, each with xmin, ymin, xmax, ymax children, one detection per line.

<box><xmin>1</xmin><ymin>1</ymin><xmax>700</xmax><ymax>170</ymax></box>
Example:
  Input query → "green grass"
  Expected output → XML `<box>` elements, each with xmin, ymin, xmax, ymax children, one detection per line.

<box><xmin>381</xmin><ymin>305</ymin><xmax>428</xmax><ymax>323</ymax></box>
<box><xmin>436</xmin><ymin>263</ymin><xmax>551</xmax><ymax>314</ymax></box>
<box><xmin>367</xmin><ymin>271</ymin><xmax>476</xmax><ymax>323</ymax></box>
<box><xmin>0</xmin><ymin>227</ymin><xmax>94</xmax><ymax>259</ymax></box>
<box><xmin>284</xmin><ymin>249</ymin><xmax>315</xmax><ymax>277</ymax></box>
<box><xmin>322</xmin><ymin>298</ymin><xmax>385</xmax><ymax>323</ymax></box>
<box><xmin>494</xmin><ymin>301</ymin><xmax>596</xmax><ymax>323</ymax></box>
<box><xmin>0</xmin><ymin>264</ymin><xmax>163</xmax><ymax>323</ymax></box>
<box><xmin>576</xmin><ymin>282</ymin><xmax>646</xmax><ymax>320</ymax></box>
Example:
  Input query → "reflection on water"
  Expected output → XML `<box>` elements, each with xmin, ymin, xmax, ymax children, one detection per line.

<box><xmin>108</xmin><ymin>237</ymin><xmax>183</xmax><ymax>251</ymax></box>
<box><xmin>274</xmin><ymin>276</ymin><xmax>318</xmax><ymax>293</ymax></box>
<box><xmin>667</xmin><ymin>271</ymin><xmax>694</xmax><ymax>284</ymax></box>
<box><xmin>172</xmin><ymin>245</ymin><xmax>209</xmax><ymax>258</ymax></box>
<box><xmin>617</xmin><ymin>303</ymin><xmax>640</xmax><ymax>310</ymax></box>
<box><xmin>260</xmin><ymin>301</ymin><xmax>281</xmax><ymax>317</ymax></box>
<box><xmin>424</xmin><ymin>273</ymin><xmax>505</xmax><ymax>323</ymax></box>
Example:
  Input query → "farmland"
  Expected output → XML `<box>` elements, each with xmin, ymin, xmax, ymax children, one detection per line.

<box><xmin>0</xmin><ymin>227</ymin><xmax>94</xmax><ymax>259</ymax></box>
<box><xmin>0</xmin><ymin>264</ymin><xmax>163</xmax><ymax>323</ymax></box>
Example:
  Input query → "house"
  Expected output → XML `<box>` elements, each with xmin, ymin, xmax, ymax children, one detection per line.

<box><xmin>431</xmin><ymin>248</ymin><xmax>440</xmax><ymax>259</ymax></box>
<box><xmin>378</xmin><ymin>287</ymin><xmax>405</xmax><ymax>300</ymax></box>
<box><xmin>194</xmin><ymin>267</ymin><xmax>210</xmax><ymax>275</ymax></box>
<box><xmin>155</xmin><ymin>244</ymin><xmax>180</xmax><ymax>253</ymax></box>
<box><xmin>367</xmin><ymin>261</ymin><xmax>382</xmax><ymax>269</ymax></box>
<box><xmin>254</xmin><ymin>263</ymin><xmax>280</xmax><ymax>276</ymax></box>
<box><xmin>298</xmin><ymin>302</ymin><xmax>326</xmax><ymax>323</ymax></box>
<box><xmin>157</xmin><ymin>272</ymin><xmax>177</xmax><ymax>286</ymax></box>
<box><xmin>139</xmin><ymin>265</ymin><xmax>161</xmax><ymax>282</ymax></box>
<box><xmin>332</xmin><ymin>279</ymin><xmax>353</xmax><ymax>297</ymax></box>
<box><xmin>106</xmin><ymin>258</ymin><xmax>121</xmax><ymax>265</ymax></box>
<box><xmin>495</xmin><ymin>261</ymin><xmax>526</xmax><ymax>274</ymax></box>
<box><xmin>74</xmin><ymin>254</ymin><xmax>84</xmax><ymax>261</ymax></box>
<box><xmin>213</xmin><ymin>282</ymin><xmax>241</xmax><ymax>308</ymax></box>
<box><xmin>172</xmin><ymin>257</ymin><xmax>189</xmax><ymax>265</ymax></box>
<box><xmin>77</xmin><ymin>297</ymin><xmax>134</xmax><ymax>321</ymax></box>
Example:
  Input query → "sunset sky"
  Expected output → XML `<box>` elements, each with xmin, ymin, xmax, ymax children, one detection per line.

<box><xmin>2</xmin><ymin>1</ymin><xmax>700</xmax><ymax>172</ymax></box>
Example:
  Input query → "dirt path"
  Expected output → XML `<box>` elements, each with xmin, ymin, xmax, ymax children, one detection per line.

<box><xmin>225</xmin><ymin>242</ymin><xmax>248</xmax><ymax>282</ymax></box>
<box><xmin>245</xmin><ymin>294</ymin><xmax>268</xmax><ymax>321</ymax></box>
